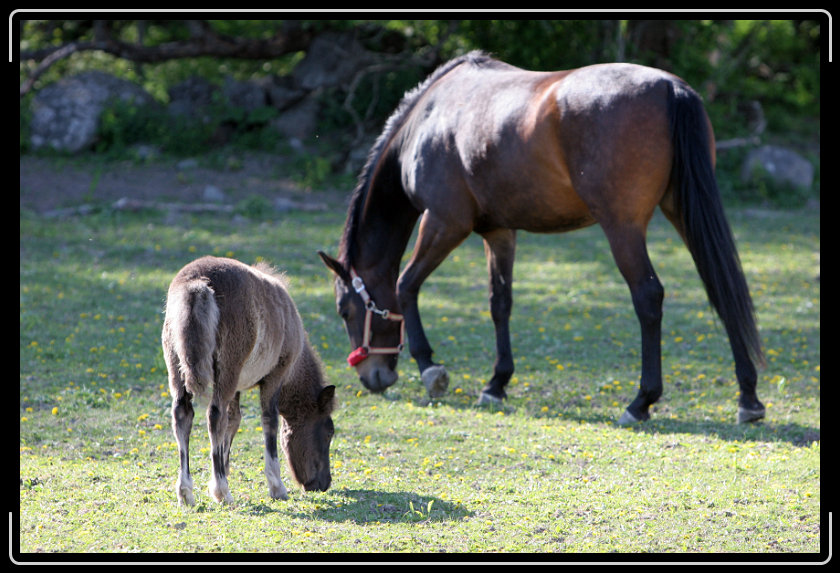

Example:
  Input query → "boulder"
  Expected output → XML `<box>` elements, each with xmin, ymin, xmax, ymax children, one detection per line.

<box><xmin>740</xmin><ymin>145</ymin><xmax>814</xmax><ymax>190</ymax></box>
<box><xmin>167</xmin><ymin>76</ymin><xmax>217</xmax><ymax>118</ymax></box>
<box><xmin>30</xmin><ymin>71</ymin><xmax>156</xmax><ymax>153</ymax></box>
<box><xmin>291</xmin><ymin>31</ymin><xmax>373</xmax><ymax>91</ymax></box>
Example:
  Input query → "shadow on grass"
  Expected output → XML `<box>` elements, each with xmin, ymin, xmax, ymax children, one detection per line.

<box><xmin>239</xmin><ymin>489</ymin><xmax>473</xmax><ymax>523</ymax></box>
<box><xmin>310</xmin><ymin>489</ymin><xmax>472</xmax><ymax>523</ymax></box>
<box><xmin>379</xmin><ymin>381</ymin><xmax>819</xmax><ymax>449</ymax></box>
<box><xmin>527</xmin><ymin>406</ymin><xmax>821</xmax><ymax>448</ymax></box>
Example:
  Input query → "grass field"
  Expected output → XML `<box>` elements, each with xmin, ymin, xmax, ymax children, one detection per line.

<box><xmin>18</xmin><ymin>198</ymin><xmax>821</xmax><ymax>559</ymax></box>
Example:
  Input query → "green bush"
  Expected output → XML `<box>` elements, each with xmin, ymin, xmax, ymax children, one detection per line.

<box><xmin>94</xmin><ymin>96</ymin><xmax>286</xmax><ymax>158</ymax></box>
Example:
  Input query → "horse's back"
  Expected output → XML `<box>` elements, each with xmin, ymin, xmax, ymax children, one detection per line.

<box><xmin>169</xmin><ymin>256</ymin><xmax>304</xmax><ymax>390</ymax></box>
<box><xmin>397</xmin><ymin>58</ymin><xmax>683</xmax><ymax>233</ymax></box>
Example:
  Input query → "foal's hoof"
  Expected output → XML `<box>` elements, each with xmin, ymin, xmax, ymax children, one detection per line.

<box><xmin>616</xmin><ymin>409</ymin><xmax>642</xmax><ymax>426</ymax></box>
<box><xmin>738</xmin><ymin>406</ymin><xmax>766</xmax><ymax>424</ymax></box>
<box><xmin>269</xmin><ymin>483</ymin><xmax>289</xmax><ymax>501</ymax></box>
<box><xmin>177</xmin><ymin>489</ymin><xmax>196</xmax><ymax>507</ymax></box>
<box><xmin>209</xmin><ymin>481</ymin><xmax>234</xmax><ymax>504</ymax></box>
<box><xmin>421</xmin><ymin>365</ymin><xmax>449</xmax><ymax>398</ymax></box>
<box><xmin>176</xmin><ymin>477</ymin><xmax>196</xmax><ymax>506</ymax></box>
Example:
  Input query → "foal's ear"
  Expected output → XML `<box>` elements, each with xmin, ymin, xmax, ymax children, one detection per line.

<box><xmin>318</xmin><ymin>251</ymin><xmax>350</xmax><ymax>282</ymax></box>
<box><xmin>318</xmin><ymin>385</ymin><xmax>336</xmax><ymax>413</ymax></box>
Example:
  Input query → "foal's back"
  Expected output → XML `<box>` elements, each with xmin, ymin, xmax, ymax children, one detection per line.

<box><xmin>166</xmin><ymin>256</ymin><xmax>304</xmax><ymax>394</ymax></box>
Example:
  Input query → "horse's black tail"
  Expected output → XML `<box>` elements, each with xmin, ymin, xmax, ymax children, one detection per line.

<box><xmin>668</xmin><ymin>81</ymin><xmax>764</xmax><ymax>370</ymax></box>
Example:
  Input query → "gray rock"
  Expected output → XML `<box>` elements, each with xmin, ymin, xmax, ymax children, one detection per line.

<box><xmin>202</xmin><ymin>185</ymin><xmax>226</xmax><ymax>202</ymax></box>
<box><xmin>741</xmin><ymin>145</ymin><xmax>814</xmax><ymax>190</ymax></box>
<box><xmin>30</xmin><ymin>71</ymin><xmax>156</xmax><ymax>153</ymax></box>
<box><xmin>291</xmin><ymin>31</ymin><xmax>372</xmax><ymax>91</ymax></box>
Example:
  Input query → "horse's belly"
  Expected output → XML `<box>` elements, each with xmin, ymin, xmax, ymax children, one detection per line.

<box><xmin>473</xmin><ymin>170</ymin><xmax>596</xmax><ymax>233</ymax></box>
<box><xmin>236</xmin><ymin>321</ymin><xmax>284</xmax><ymax>390</ymax></box>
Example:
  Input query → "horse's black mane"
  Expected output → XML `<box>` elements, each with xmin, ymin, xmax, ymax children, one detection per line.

<box><xmin>338</xmin><ymin>51</ymin><xmax>498</xmax><ymax>267</ymax></box>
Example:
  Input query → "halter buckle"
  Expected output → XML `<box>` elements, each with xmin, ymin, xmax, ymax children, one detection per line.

<box><xmin>346</xmin><ymin>267</ymin><xmax>405</xmax><ymax>367</ymax></box>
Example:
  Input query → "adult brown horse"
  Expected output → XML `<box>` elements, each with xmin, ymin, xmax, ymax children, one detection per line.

<box><xmin>319</xmin><ymin>51</ymin><xmax>765</xmax><ymax>425</ymax></box>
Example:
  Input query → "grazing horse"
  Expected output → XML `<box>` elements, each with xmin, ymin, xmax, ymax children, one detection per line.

<box><xmin>162</xmin><ymin>256</ymin><xmax>335</xmax><ymax>505</ymax></box>
<box><xmin>319</xmin><ymin>51</ymin><xmax>764</xmax><ymax>425</ymax></box>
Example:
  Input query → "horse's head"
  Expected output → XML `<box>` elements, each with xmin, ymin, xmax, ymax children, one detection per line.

<box><xmin>279</xmin><ymin>384</ymin><xmax>335</xmax><ymax>492</ymax></box>
<box><xmin>319</xmin><ymin>251</ymin><xmax>402</xmax><ymax>393</ymax></box>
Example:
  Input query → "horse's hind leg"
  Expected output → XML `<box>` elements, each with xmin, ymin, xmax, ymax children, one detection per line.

<box><xmin>222</xmin><ymin>392</ymin><xmax>242</xmax><ymax>477</ymax></box>
<box><xmin>171</xmin><ymin>384</ymin><xmax>196</xmax><ymax>506</ymax></box>
<box><xmin>164</xmin><ymin>341</ymin><xmax>196</xmax><ymax>506</ymax></box>
<box><xmin>602</xmin><ymin>224</ymin><xmax>665</xmax><ymax>424</ymax></box>
<box><xmin>206</xmin><ymin>373</ymin><xmax>238</xmax><ymax>503</ymax></box>
<box><xmin>660</xmin><ymin>200</ymin><xmax>765</xmax><ymax>423</ymax></box>
<box><xmin>477</xmin><ymin>228</ymin><xmax>517</xmax><ymax>404</ymax></box>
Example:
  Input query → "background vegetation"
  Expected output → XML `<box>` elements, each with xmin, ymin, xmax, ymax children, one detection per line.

<box><xmin>18</xmin><ymin>18</ymin><xmax>822</xmax><ymax>207</ymax></box>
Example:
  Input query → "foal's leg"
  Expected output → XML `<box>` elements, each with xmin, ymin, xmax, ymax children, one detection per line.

<box><xmin>164</xmin><ymin>340</ymin><xmax>196</xmax><ymax>506</ymax></box>
<box><xmin>603</xmin><ymin>225</ymin><xmax>665</xmax><ymax>424</ymax></box>
<box><xmin>259</xmin><ymin>382</ymin><xmax>288</xmax><ymax>500</ymax></box>
<box><xmin>171</xmin><ymin>384</ymin><xmax>196</xmax><ymax>506</ymax></box>
<box><xmin>397</xmin><ymin>210</ymin><xmax>471</xmax><ymax>397</ymax></box>
<box><xmin>478</xmin><ymin>229</ymin><xmax>517</xmax><ymax>404</ymax></box>
<box><xmin>222</xmin><ymin>392</ymin><xmax>242</xmax><ymax>477</ymax></box>
<box><xmin>206</xmin><ymin>376</ymin><xmax>238</xmax><ymax>503</ymax></box>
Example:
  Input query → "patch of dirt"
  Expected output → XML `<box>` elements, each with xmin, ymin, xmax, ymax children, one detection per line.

<box><xmin>19</xmin><ymin>152</ymin><xmax>348</xmax><ymax>215</ymax></box>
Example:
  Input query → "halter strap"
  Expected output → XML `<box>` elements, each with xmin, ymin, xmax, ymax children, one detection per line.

<box><xmin>346</xmin><ymin>268</ymin><xmax>405</xmax><ymax>366</ymax></box>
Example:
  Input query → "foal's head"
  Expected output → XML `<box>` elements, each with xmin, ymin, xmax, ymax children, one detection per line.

<box><xmin>279</xmin><ymin>384</ymin><xmax>336</xmax><ymax>492</ymax></box>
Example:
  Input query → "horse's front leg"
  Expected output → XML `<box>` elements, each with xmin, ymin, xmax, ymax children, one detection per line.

<box><xmin>398</xmin><ymin>269</ymin><xmax>449</xmax><ymax>398</ymax></box>
<box><xmin>259</xmin><ymin>386</ymin><xmax>288</xmax><ymax>501</ymax></box>
<box><xmin>397</xmin><ymin>211</ymin><xmax>471</xmax><ymax>397</ymax></box>
<box><xmin>478</xmin><ymin>229</ymin><xmax>517</xmax><ymax>404</ymax></box>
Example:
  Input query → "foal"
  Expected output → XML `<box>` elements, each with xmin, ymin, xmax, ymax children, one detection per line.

<box><xmin>162</xmin><ymin>256</ymin><xmax>335</xmax><ymax>505</ymax></box>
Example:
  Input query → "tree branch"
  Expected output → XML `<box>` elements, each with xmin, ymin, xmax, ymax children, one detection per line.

<box><xmin>19</xmin><ymin>20</ymin><xmax>319</xmax><ymax>97</ymax></box>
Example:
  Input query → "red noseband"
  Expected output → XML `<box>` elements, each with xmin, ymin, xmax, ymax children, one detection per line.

<box><xmin>346</xmin><ymin>268</ymin><xmax>405</xmax><ymax>367</ymax></box>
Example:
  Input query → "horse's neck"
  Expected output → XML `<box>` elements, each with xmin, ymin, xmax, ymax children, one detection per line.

<box><xmin>296</xmin><ymin>343</ymin><xmax>324</xmax><ymax>389</ymax></box>
<box><xmin>349</xmin><ymin>177</ymin><xmax>419</xmax><ymax>287</ymax></box>
<box><xmin>282</xmin><ymin>342</ymin><xmax>324</xmax><ymax>397</ymax></box>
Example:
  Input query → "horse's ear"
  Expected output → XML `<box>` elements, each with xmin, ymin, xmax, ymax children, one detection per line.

<box><xmin>318</xmin><ymin>251</ymin><xmax>350</xmax><ymax>282</ymax></box>
<box><xmin>318</xmin><ymin>385</ymin><xmax>336</xmax><ymax>413</ymax></box>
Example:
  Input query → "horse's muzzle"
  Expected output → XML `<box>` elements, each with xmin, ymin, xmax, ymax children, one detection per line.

<box><xmin>359</xmin><ymin>365</ymin><xmax>399</xmax><ymax>393</ymax></box>
<box><xmin>303</xmin><ymin>475</ymin><xmax>331</xmax><ymax>492</ymax></box>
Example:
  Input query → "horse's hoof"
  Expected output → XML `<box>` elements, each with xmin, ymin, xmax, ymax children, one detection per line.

<box><xmin>738</xmin><ymin>407</ymin><xmax>765</xmax><ymax>424</ymax></box>
<box><xmin>616</xmin><ymin>409</ymin><xmax>641</xmax><ymax>426</ymax></box>
<box><xmin>421</xmin><ymin>365</ymin><xmax>449</xmax><ymax>398</ymax></box>
<box><xmin>209</xmin><ymin>480</ymin><xmax>234</xmax><ymax>504</ymax></box>
<box><xmin>476</xmin><ymin>391</ymin><xmax>503</xmax><ymax>406</ymax></box>
<box><xmin>177</xmin><ymin>489</ymin><xmax>196</xmax><ymax>507</ymax></box>
<box><xmin>268</xmin><ymin>477</ymin><xmax>289</xmax><ymax>501</ymax></box>
<box><xmin>176</xmin><ymin>476</ymin><xmax>195</xmax><ymax>506</ymax></box>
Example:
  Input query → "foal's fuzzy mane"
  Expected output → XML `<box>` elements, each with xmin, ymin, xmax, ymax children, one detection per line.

<box><xmin>252</xmin><ymin>260</ymin><xmax>291</xmax><ymax>290</ymax></box>
<box><xmin>338</xmin><ymin>51</ymin><xmax>499</xmax><ymax>268</ymax></box>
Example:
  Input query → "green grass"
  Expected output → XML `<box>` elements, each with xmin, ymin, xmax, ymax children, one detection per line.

<box><xmin>19</xmin><ymin>200</ymin><xmax>821</xmax><ymax>558</ymax></box>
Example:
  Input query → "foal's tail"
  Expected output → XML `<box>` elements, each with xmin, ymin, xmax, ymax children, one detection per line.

<box><xmin>165</xmin><ymin>278</ymin><xmax>220</xmax><ymax>398</ymax></box>
<box><xmin>667</xmin><ymin>81</ymin><xmax>764</xmax><ymax>369</ymax></box>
